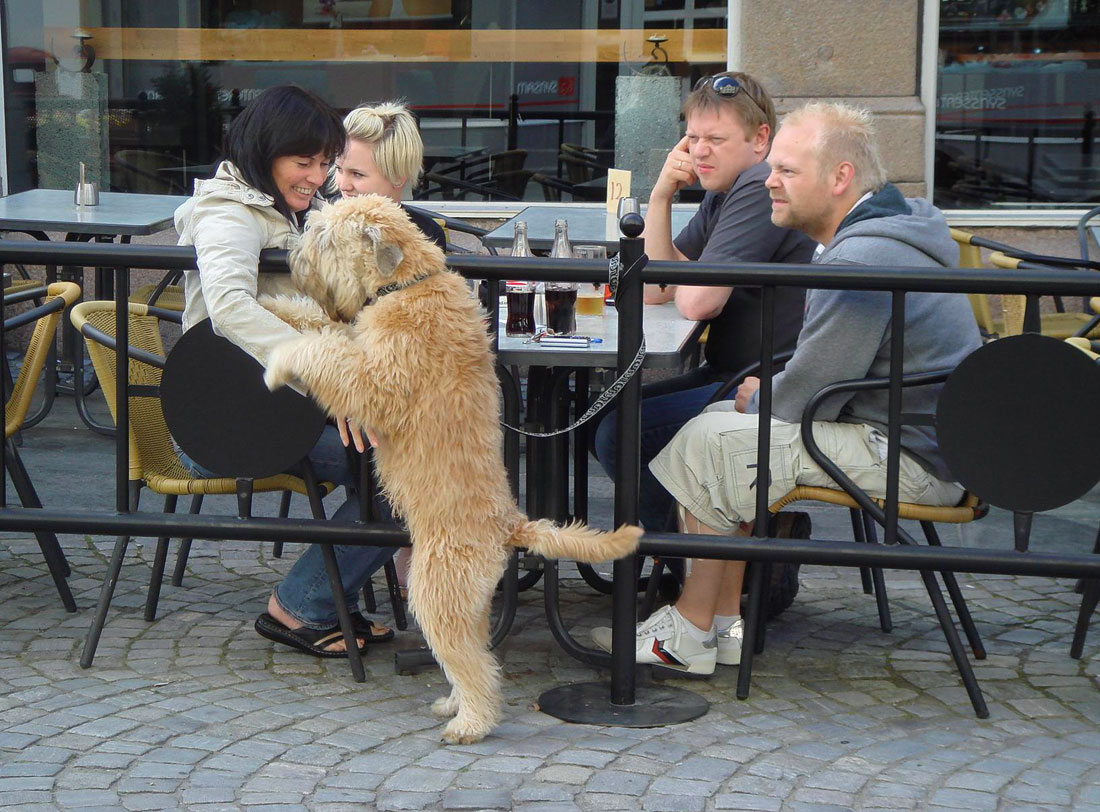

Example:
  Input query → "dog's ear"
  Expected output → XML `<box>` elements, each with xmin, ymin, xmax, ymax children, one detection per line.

<box><xmin>362</xmin><ymin>225</ymin><xmax>404</xmax><ymax>278</ymax></box>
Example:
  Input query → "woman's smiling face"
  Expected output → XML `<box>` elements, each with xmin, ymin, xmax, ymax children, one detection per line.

<box><xmin>271</xmin><ymin>152</ymin><xmax>330</xmax><ymax>212</ymax></box>
<box><xmin>334</xmin><ymin>138</ymin><xmax>405</xmax><ymax>202</ymax></box>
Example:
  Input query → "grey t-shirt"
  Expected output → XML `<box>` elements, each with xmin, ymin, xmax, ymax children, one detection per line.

<box><xmin>673</xmin><ymin>160</ymin><xmax>816</xmax><ymax>375</ymax></box>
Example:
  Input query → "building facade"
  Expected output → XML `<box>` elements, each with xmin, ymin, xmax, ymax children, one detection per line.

<box><xmin>2</xmin><ymin>0</ymin><xmax>1097</xmax><ymax>220</ymax></box>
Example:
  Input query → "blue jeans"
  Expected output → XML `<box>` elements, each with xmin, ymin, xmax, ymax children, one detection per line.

<box><xmin>593</xmin><ymin>366</ymin><xmax>734</xmax><ymax>531</ymax></box>
<box><xmin>181</xmin><ymin>424</ymin><xmax>399</xmax><ymax>629</ymax></box>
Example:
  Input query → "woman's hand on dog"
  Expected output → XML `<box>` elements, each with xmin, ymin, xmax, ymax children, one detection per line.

<box><xmin>338</xmin><ymin>416</ymin><xmax>379</xmax><ymax>452</ymax></box>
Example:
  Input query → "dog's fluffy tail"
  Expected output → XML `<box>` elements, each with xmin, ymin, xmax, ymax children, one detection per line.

<box><xmin>507</xmin><ymin>519</ymin><xmax>642</xmax><ymax>564</ymax></box>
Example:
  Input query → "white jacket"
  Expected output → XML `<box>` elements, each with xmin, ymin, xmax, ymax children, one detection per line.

<box><xmin>176</xmin><ymin>161</ymin><xmax>319</xmax><ymax>366</ymax></box>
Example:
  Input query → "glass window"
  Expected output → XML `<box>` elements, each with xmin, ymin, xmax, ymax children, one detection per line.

<box><xmin>3</xmin><ymin>0</ymin><xmax>727</xmax><ymax>202</ymax></box>
<box><xmin>936</xmin><ymin>0</ymin><xmax>1100</xmax><ymax>208</ymax></box>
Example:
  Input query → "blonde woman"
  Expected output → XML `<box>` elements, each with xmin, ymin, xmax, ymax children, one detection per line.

<box><xmin>333</xmin><ymin>101</ymin><xmax>444</xmax><ymax>596</ymax></box>
<box><xmin>333</xmin><ymin>101</ymin><xmax>445</xmax><ymax>249</ymax></box>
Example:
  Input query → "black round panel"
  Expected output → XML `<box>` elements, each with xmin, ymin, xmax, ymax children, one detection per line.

<box><xmin>937</xmin><ymin>333</ymin><xmax>1100</xmax><ymax>513</ymax></box>
<box><xmin>161</xmin><ymin>319</ymin><xmax>326</xmax><ymax>480</ymax></box>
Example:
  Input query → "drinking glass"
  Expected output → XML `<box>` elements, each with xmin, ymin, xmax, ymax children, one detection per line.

<box><xmin>574</xmin><ymin>245</ymin><xmax>607</xmax><ymax>316</ymax></box>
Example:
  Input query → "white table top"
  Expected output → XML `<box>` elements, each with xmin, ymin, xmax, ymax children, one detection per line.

<box><xmin>495</xmin><ymin>300</ymin><xmax>701</xmax><ymax>369</ymax></box>
<box><xmin>484</xmin><ymin>205</ymin><xmax>696</xmax><ymax>252</ymax></box>
<box><xmin>0</xmin><ymin>189</ymin><xmax>189</xmax><ymax>236</ymax></box>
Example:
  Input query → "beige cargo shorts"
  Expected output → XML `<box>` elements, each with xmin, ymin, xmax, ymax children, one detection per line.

<box><xmin>649</xmin><ymin>409</ymin><xmax>963</xmax><ymax>532</ymax></box>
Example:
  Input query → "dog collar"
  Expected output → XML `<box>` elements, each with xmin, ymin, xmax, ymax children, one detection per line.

<box><xmin>370</xmin><ymin>272</ymin><xmax>432</xmax><ymax>303</ymax></box>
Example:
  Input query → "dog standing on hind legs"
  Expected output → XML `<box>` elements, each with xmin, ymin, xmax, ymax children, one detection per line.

<box><xmin>261</xmin><ymin>194</ymin><xmax>642</xmax><ymax>743</ymax></box>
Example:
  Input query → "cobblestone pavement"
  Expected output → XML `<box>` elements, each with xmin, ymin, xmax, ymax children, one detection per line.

<box><xmin>2</xmin><ymin>404</ymin><xmax>1100</xmax><ymax>810</ymax></box>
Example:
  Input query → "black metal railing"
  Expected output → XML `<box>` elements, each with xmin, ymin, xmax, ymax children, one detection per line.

<box><xmin>2</xmin><ymin>236</ymin><xmax>1100</xmax><ymax>709</ymax></box>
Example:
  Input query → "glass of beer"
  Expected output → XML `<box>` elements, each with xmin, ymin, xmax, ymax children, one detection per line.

<box><xmin>574</xmin><ymin>245</ymin><xmax>607</xmax><ymax>317</ymax></box>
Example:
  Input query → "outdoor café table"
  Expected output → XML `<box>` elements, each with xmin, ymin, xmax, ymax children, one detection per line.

<box><xmin>0</xmin><ymin>189</ymin><xmax>188</xmax><ymax>432</ymax></box>
<box><xmin>483</xmin><ymin>205</ymin><xmax>696</xmax><ymax>253</ymax></box>
<box><xmin>493</xmin><ymin>300</ymin><xmax>702</xmax><ymax>647</ymax></box>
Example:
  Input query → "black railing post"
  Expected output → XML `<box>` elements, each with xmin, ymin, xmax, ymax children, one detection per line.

<box><xmin>609</xmin><ymin>214</ymin><xmax>646</xmax><ymax>706</ymax></box>
<box><xmin>115</xmin><ymin>270</ymin><xmax>129</xmax><ymax>515</ymax></box>
<box><xmin>736</xmin><ymin>285</ymin><xmax>776</xmax><ymax>700</ymax></box>
<box><xmin>537</xmin><ymin>213</ymin><xmax>708</xmax><ymax>728</ymax></box>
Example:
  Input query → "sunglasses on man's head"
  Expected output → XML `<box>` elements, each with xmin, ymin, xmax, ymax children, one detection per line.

<box><xmin>694</xmin><ymin>75</ymin><xmax>767</xmax><ymax>117</ymax></box>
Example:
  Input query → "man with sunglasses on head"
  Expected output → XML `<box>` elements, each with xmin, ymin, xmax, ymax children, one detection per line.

<box><xmin>592</xmin><ymin>101</ymin><xmax>979</xmax><ymax>677</ymax></box>
<box><xmin>593</xmin><ymin>71</ymin><xmax>815</xmax><ymax>534</ymax></box>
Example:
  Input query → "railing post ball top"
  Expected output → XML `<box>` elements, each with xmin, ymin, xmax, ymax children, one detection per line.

<box><xmin>619</xmin><ymin>212</ymin><xmax>645</xmax><ymax>239</ymax></box>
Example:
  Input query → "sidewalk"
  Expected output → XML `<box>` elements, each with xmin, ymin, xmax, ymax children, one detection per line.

<box><xmin>2</xmin><ymin>395</ymin><xmax>1099</xmax><ymax>811</ymax></box>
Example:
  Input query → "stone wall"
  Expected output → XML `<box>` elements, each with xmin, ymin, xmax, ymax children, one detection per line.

<box><xmin>740</xmin><ymin>0</ymin><xmax>927</xmax><ymax>195</ymax></box>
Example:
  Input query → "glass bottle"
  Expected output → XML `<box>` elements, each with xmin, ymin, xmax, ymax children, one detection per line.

<box><xmin>546</xmin><ymin>219</ymin><xmax>578</xmax><ymax>335</ymax></box>
<box><xmin>504</xmin><ymin>221</ymin><xmax>536</xmax><ymax>336</ymax></box>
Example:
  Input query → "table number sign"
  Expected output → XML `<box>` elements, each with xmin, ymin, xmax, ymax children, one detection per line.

<box><xmin>605</xmin><ymin>169</ymin><xmax>631</xmax><ymax>213</ymax></box>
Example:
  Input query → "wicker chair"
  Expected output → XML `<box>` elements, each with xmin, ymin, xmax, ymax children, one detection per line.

<box><xmin>951</xmin><ymin>228</ymin><xmax>1100</xmax><ymax>340</ymax></box>
<box><xmin>70</xmin><ymin>299</ymin><xmax>337</xmax><ymax>624</ymax></box>
<box><xmin>130</xmin><ymin>270</ymin><xmax>184</xmax><ymax>312</ymax></box>
<box><xmin>4</xmin><ymin>282</ymin><xmax>82</xmax><ymax>611</ymax></box>
<box><xmin>989</xmin><ymin>251</ymin><xmax>1100</xmax><ymax>339</ymax></box>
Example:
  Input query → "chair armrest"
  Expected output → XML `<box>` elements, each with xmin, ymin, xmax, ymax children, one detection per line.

<box><xmin>704</xmin><ymin>350</ymin><xmax>796</xmax><ymax>407</ymax></box>
<box><xmin>3</xmin><ymin>290</ymin><xmax>66</xmax><ymax>330</ymax></box>
<box><xmin>77</xmin><ymin>322</ymin><xmax>166</xmax><ymax>370</ymax></box>
<box><xmin>3</xmin><ymin>284</ymin><xmax>51</xmax><ymax>309</ymax></box>
<box><xmin>404</xmin><ymin>205</ymin><xmax>489</xmax><ymax>239</ymax></box>
<box><xmin>403</xmin><ymin>205</ymin><xmax>498</xmax><ymax>257</ymax></box>
<box><xmin>797</xmin><ymin>369</ymin><xmax>953</xmax><ymax>538</ymax></box>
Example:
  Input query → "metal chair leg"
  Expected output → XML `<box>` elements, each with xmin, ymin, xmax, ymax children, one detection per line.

<box><xmin>736</xmin><ymin>560</ymin><xmax>768</xmax><ymax>700</ymax></box>
<box><xmin>754</xmin><ymin>562</ymin><xmax>771</xmax><ymax>655</ymax></box>
<box><xmin>81</xmin><ymin>480</ymin><xmax>141</xmax><ymax>669</ymax></box>
<box><xmin>4</xmin><ymin>439</ymin><xmax>76</xmax><ymax>611</ymax></box>
<box><xmin>80</xmin><ymin>534</ymin><xmax>130</xmax><ymax>668</ymax></box>
<box><xmin>918</xmin><ymin>568</ymin><xmax>988</xmax><ymax>718</ymax></box>
<box><xmin>922</xmin><ymin>521</ymin><xmax>985</xmax><ymax>660</ymax></box>
<box><xmin>851</xmin><ymin>508</ymin><xmax>874</xmax><ymax>595</ymax></box>
<box><xmin>170</xmin><ymin>494</ymin><xmax>204</xmax><ymax>586</ymax></box>
<box><xmin>640</xmin><ymin>557</ymin><xmax>666</xmax><ymax>619</ymax></box>
<box><xmin>382</xmin><ymin>557</ymin><xmax>408</xmax><ymax>631</ymax></box>
<box><xmin>274</xmin><ymin>490</ymin><xmax>292</xmax><ymax>558</ymax></box>
<box><xmin>1070</xmin><ymin>582</ymin><xmax>1099</xmax><ymax>659</ymax></box>
<box><xmin>858</xmin><ymin>510</ymin><xmax>892</xmax><ymax>633</ymax></box>
<box><xmin>1070</xmin><ymin>524</ymin><xmax>1100</xmax><ymax>659</ymax></box>
<box><xmin>143</xmin><ymin>494</ymin><xmax>177</xmax><ymax>621</ymax></box>
<box><xmin>362</xmin><ymin>577</ymin><xmax>378</xmax><ymax>613</ymax></box>
<box><xmin>300</xmin><ymin>458</ymin><xmax>365</xmax><ymax>682</ymax></box>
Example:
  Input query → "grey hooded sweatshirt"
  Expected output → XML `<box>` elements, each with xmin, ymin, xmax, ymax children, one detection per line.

<box><xmin>751</xmin><ymin>184</ymin><xmax>981</xmax><ymax>480</ymax></box>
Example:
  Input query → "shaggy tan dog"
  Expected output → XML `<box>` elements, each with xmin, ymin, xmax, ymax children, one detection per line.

<box><xmin>261</xmin><ymin>194</ymin><xmax>641</xmax><ymax>744</ymax></box>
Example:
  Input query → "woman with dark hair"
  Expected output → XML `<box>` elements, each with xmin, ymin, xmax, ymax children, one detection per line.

<box><xmin>174</xmin><ymin>85</ymin><xmax>397</xmax><ymax>657</ymax></box>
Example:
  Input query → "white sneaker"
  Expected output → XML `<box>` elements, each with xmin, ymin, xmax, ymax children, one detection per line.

<box><xmin>590</xmin><ymin>605</ymin><xmax>717</xmax><ymax>675</ymax></box>
<box><xmin>716</xmin><ymin>618</ymin><xmax>744</xmax><ymax>666</ymax></box>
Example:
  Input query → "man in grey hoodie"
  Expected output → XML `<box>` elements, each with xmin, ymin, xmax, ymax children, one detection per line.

<box><xmin>591</xmin><ymin>102</ymin><xmax>981</xmax><ymax>676</ymax></box>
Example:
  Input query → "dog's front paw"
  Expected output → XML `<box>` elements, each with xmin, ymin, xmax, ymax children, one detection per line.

<box><xmin>441</xmin><ymin>716</ymin><xmax>491</xmax><ymax>745</ymax></box>
<box><xmin>263</xmin><ymin>344</ymin><xmax>296</xmax><ymax>392</ymax></box>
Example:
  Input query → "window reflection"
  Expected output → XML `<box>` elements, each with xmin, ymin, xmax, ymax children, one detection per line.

<box><xmin>3</xmin><ymin>0</ymin><xmax>725</xmax><ymax>201</ymax></box>
<box><xmin>936</xmin><ymin>0</ymin><xmax>1100</xmax><ymax>207</ymax></box>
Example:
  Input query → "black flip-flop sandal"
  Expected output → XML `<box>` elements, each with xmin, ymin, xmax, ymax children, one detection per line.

<box><xmin>349</xmin><ymin>611</ymin><xmax>395</xmax><ymax>643</ymax></box>
<box><xmin>254</xmin><ymin>612</ymin><xmax>368</xmax><ymax>659</ymax></box>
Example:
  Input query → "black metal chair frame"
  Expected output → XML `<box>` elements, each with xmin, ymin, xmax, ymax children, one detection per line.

<box><xmin>3</xmin><ymin>288</ymin><xmax>78</xmax><ymax>611</ymax></box>
<box><xmin>732</xmin><ymin>369</ymin><xmax>989</xmax><ymax>717</ymax></box>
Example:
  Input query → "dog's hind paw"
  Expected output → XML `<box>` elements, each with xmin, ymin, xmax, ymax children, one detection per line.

<box><xmin>431</xmin><ymin>693</ymin><xmax>460</xmax><ymax>718</ymax></box>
